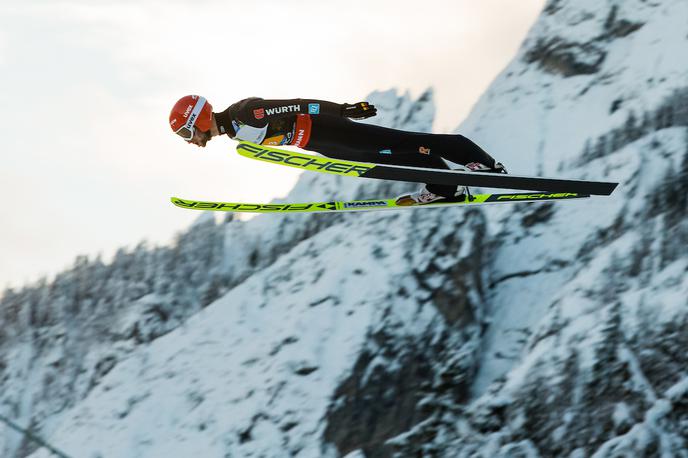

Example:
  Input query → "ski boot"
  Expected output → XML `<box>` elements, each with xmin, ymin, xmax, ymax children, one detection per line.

<box><xmin>394</xmin><ymin>161</ymin><xmax>506</xmax><ymax>206</ymax></box>
<box><xmin>395</xmin><ymin>184</ymin><xmax>468</xmax><ymax>206</ymax></box>
<box><xmin>465</xmin><ymin>161</ymin><xmax>508</xmax><ymax>173</ymax></box>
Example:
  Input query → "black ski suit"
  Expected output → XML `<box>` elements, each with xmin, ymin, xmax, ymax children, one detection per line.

<box><xmin>213</xmin><ymin>97</ymin><xmax>498</xmax><ymax>197</ymax></box>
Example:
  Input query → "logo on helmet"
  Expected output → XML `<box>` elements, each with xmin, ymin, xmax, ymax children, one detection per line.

<box><xmin>185</xmin><ymin>113</ymin><xmax>197</xmax><ymax>129</ymax></box>
<box><xmin>254</xmin><ymin>108</ymin><xmax>265</xmax><ymax>120</ymax></box>
<box><xmin>182</xmin><ymin>104</ymin><xmax>194</xmax><ymax>118</ymax></box>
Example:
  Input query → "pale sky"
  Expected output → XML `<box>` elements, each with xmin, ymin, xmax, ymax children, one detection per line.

<box><xmin>0</xmin><ymin>0</ymin><xmax>545</xmax><ymax>290</ymax></box>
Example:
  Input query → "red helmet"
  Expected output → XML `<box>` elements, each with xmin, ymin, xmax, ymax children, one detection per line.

<box><xmin>169</xmin><ymin>95</ymin><xmax>213</xmax><ymax>140</ymax></box>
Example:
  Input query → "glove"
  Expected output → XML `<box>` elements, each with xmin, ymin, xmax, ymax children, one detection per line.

<box><xmin>341</xmin><ymin>102</ymin><xmax>377</xmax><ymax>120</ymax></box>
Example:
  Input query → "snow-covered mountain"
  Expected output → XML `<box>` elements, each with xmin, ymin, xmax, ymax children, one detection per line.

<box><xmin>1</xmin><ymin>0</ymin><xmax>687</xmax><ymax>456</ymax></box>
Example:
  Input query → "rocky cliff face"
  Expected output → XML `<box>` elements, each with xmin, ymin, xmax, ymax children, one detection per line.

<box><xmin>390</xmin><ymin>0</ymin><xmax>688</xmax><ymax>456</ymax></box>
<box><xmin>2</xmin><ymin>0</ymin><xmax>687</xmax><ymax>456</ymax></box>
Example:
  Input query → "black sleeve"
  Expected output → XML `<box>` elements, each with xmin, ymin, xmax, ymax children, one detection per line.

<box><xmin>236</xmin><ymin>98</ymin><xmax>343</xmax><ymax>127</ymax></box>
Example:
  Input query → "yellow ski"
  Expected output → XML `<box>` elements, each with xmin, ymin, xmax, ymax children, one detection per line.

<box><xmin>235</xmin><ymin>141</ymin><xmax>618</xmax><ymax>196</ymax></box>
<box><xmin>171</xmin><ymin>192</ymin><xmax>589</xmax><ymax>214</ymax></box>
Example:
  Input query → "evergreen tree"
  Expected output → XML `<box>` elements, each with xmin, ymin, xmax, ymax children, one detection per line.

<box><xmin>27</xmin><ymin>279</ymin><xmax>50</xmax><ymax>328</ymax></box>
<box><xmin>665</xmin><ymin>104</ymin><xmax>675</xmax><ymax>127</ymax></box>
<box><xmin>675</xmin><ymin>89</ymin><xmax>688</xmax><ymax>126</ymax></box>
<box><xmin>641</xmin><ymin>111</ymin><xmax>653</xmax><ymax>136</ymax></box>
<box><xmin>679</xmin><ymin>139</ymin><xmax>688</xmax><ymax>212</ymax></box>
<box><xmin>654</xmin><ymin>106</ymin><xmax>665</xmax><ymax>130</ymax></box>
<box><xmin>655</xmin><ymin>105</ymin><xmax>673</xmax><ymax>130</ymax></box>
<box><xmin>583</xmin><ymin>138</ymin><xmax>593</xmax><ymax>160</ymax></box>
<box><xmin>593</xmin><ymin>134</ymin><xmax>608</xmax><ymax>159</ymax></box>
<box><xmin>611</xmin><ymin>127</ymin><xmax>625</xmax><ymax>152</ymax></box>
<box><xmin>624</xmin><ymin>111</ymin><xmax>640</xmax><ymax>143</ymax></box>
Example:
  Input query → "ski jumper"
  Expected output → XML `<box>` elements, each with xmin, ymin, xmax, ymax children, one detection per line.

<box><xmin>213</xmin><ymin>97</ymin><xmax>498</xmax><ymax>197</ymax></box>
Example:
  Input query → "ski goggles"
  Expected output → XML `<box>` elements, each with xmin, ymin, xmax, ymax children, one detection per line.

<box><xmin>174</xmin><ymin>97</ymin><xmax>207</xmax><ymax>141</ymax></box>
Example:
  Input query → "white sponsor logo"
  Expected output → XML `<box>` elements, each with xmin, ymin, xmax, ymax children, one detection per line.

<box><xmin>265</xmin><ymin>105</ymin><xmax>300</xmax><ymax>116</ymax></box>
<box><xmin>185</xmin><ymin>112</ymin><xmax>197</xmax><ymax>129</ymax></box>
<box><xmin>182</xmin><ymin>104</ymin><xmax>194</xmax><ymax>118</ymax></box>
<box><xmin>343</xmin><ymin>201</ymin><xmax>388</xmax><ymax>208</ymax></box>
<box><xmin>497</xmin><ymin>193</ymin><xmax>578</xmax><ymax>200</ymax></box>
<box><xmin>294</xmin><ymin>128</ymin><xmax>306</xmax><ymax>147</ymax></box>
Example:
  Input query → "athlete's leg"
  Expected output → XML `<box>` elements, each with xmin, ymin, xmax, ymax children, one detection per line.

<box><xmin>309</xmin><ymin>117</ymin><xmax>496</xmax><ymax>165</ymax></box>
<box><xmin>307</xmin><ymin>117</ymin><xmax>499</xmax><ymax>197</ymax></box>
<box><xmin>307</xmin><ymin>117</ymin><xmax>445</xmax><ymax>167</ymax></box>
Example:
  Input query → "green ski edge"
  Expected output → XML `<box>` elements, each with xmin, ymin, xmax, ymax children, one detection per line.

<box><xmin>171</xmin><ymin>192</ymin><xmax>589</xmax><ymax>214</ymax></box>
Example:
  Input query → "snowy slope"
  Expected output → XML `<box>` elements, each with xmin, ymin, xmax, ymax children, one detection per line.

<box><xmin>463</xmin><ymin>0</ymin><xmax>688</xmax><ymax>392</ymax></box>
<box><xmin>463</xmin><ymin>0</ymin><xmax>688</xmax><ymax>176</ymax></box>
<box><xmin>27</xmin><ymin>158</ymin><xmax>488</xmax><ymax>458</ymax></box>
<box><xmin>12</xmin><ymin>88</ymin><xmax>490</xmax><ymax>458</ymax></box>
<box><xmin>399</xmin><ymin>0</ymin><xmax>688</xmax><ymax>455</ymax></box>
<box><xmin>6</xmin><ymin>0</ymin><xmax>688</xmax><ymax>457</ymax></box>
